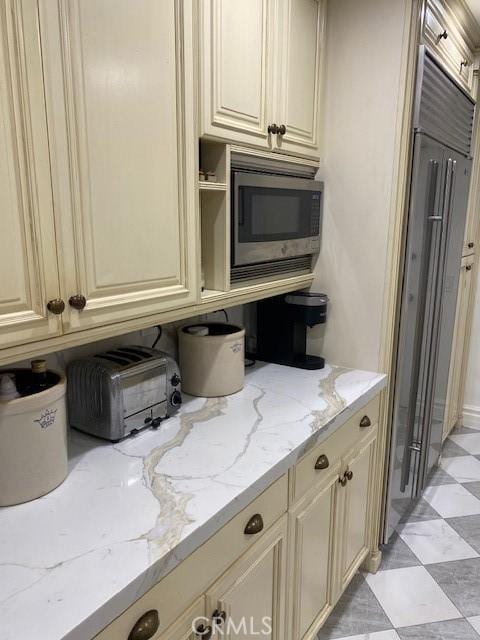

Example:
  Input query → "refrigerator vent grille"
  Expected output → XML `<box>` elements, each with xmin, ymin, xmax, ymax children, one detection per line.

<box><xmin>230</xmin><ymin>256</ymin><xmax>312</xmax><ymax>283</ymax></box>
<box><xmin>416</xmin><ymin>51</ymin><xmax>475</xmax><ymax>157</ymax></box>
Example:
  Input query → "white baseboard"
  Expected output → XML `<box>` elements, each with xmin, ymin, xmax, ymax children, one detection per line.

<box><xmin>462</xmin><ymin>404</ymin><xmax>480</xmax><ymax>430</ymax></box>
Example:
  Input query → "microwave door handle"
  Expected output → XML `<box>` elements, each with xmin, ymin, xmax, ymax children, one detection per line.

<box><xmin>238</xmin><ymin>187</ymin><xmax>245</xmax><ymax>226</ymax></box>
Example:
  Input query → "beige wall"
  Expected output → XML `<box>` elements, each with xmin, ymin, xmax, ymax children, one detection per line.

<box><xmin>309</xmin><ymin>0</ymin><xmax>410</xmax><ymax>371</ymax></box>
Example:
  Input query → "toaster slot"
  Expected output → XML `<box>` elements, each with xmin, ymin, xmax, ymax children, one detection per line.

<box><xmin>116</xmin><ymin>347</ymin><xmax>154</xmax><ymax>359</ymax></box>
<box><xmin>95</xmin><ymin>353</ymin><xmax>131</xmax><ymax>366</ymax></box>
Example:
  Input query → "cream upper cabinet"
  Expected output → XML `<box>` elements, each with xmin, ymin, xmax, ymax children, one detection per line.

<box><xmin>336</xmin><ymin>432</ymin><xmax>376</xmax><ymax>593</ymax></box>
<box><xmin>423</xmin><ymin>0</ymin><xmax>476</xmax><ymax>98</ymax></box>
<box><xmin>275</xmin><ymin>0</ymin><xmax>324</xmax><ymax>158</ymax></box>
<box><xmin>39</xmin><ymin>0</ymin><xmax>198</xmax><ymax>333</ymax></box>
<box><xmin>199</xmin><ymin>0</ymin><xmax>324</xmax><ymax>160</ymax></box>
<box><xmin>0</xmin><ymin>0</ymin><xmax>62</xmax><ymax>350</ymax></box>
<box><xmin>199</xmin><ymin>0</ymin><xmax>275</xmax><ymax>149</ymax></box>
<box><xmin>205</xmin><ymin>515</ymin><xmax>288</xmax><ymax>640</ymax></box>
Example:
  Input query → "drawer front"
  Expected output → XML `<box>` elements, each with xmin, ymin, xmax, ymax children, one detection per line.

<box><xmin>423</xmin><ymin>0</ymin><xmax>475</xmax><ymax>95</ymax></box>
<box><xmin>290</xmin><ymin>395</ymin><xmax>380</xmax><ymax>504</ymax></box>
<box><xmin>95</xmin><ymin>474</ymin><xmax>288</xmax><ymax>639</ymax></box>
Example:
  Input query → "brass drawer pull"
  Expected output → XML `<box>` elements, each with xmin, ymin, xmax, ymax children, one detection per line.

<box><xmin>466</xmin><ymin>264</ymin><xmax>473</xmax><ymax>271</ymax></box>
<box><xmin>195</xmin><ymin>624</ymin><xmax>212</xmax><ymax>639</ymax></box>
<box><xmin>268</xmin><ymin>123</ymin><xmax>279</xmax><ymax>134</ymax></box>
<box><xmin>346</xmin><ymin>469</ymin><xmax>353</xmax><ymax>481</ymax></box>
<box><xmin>360</xmin><ymin>415</ymin><xmax>371</xmax><ymax>428</ymax></box>
<box><xmin>278</xmin><ymin>124</ymin><xmax>286</xmax><ymax>135</ymax></box>
<box><xmin>468</xmin><ymin>242</ymin><xmax>474</xmax><ymax>248</ymax></box>
<box><xmin>339</xmin><ymin>474</ymin><xmax>348</xmax><ymax>487</ymax></box>
<box><xmin>437</xmin><ymin>29</ymin><xmax>448</xmax><ymax>41</ymax></box>
<box><xmin>244</xmin><ymin>513</ymin><xmax>264</xmax><ymax>535</ymax></box>
<box><xmin>47</xmin><ymin>298</ymin><xmax>65</xmax><ymax>315</ymax></box>
<box><xmin>128</xmin><ymin>610</ymin><xmax>160</xmax><ymax>640</ymax></box>
<box><xmin>314</xmin><ymin>454</ymin><xmax>329</xmax><ymax>470</ymax></box>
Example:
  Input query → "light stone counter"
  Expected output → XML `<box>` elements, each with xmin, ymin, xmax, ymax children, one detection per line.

<box><xmin>0</xmin><ymin>362</ymin><xmax>387</xmax><ymax>640</ymax></box>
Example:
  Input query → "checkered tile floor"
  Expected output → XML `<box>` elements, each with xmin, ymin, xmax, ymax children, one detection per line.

<box><xmin>317</xmin><ymin>423</ymin><xmax>480</xmax><ymax>640</ymax></box>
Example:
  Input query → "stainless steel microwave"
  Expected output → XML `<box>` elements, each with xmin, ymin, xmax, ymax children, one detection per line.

<box><xmin>231</xmin><ymin>168</ymin><xmax>323</xmax><ymax>276</ymax></box>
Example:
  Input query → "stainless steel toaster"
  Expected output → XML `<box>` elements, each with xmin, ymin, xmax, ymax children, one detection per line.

<box><xmin>67</xmin><ymin>346</ymin><xmax>182</xmax><ymax>441</ymax></box>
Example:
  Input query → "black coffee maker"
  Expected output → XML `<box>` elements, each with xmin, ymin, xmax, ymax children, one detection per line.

<box><xmin>256</xmin><ymin>291</ymin><xmax>329</xmax><ymax>370</ymax></box>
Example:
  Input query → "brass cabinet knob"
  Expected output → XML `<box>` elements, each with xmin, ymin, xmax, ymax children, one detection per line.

<box><xmin>268</xmin><ymin>123</ymin><xmax>279</xmax><ymax>134</ymax></box>
<box><xmin>346</xmin><ymin>469</ymin><xmax>353</xmax><ymax>481</ymax></box>
<box><xmin>466</xmin><ymin>264</ymin><xmax>473</xmax><ymax>271</ymax></box>
<box><xmin>244</xmin><ymin>513</ymin><xmax>264</xmax><ymax>535</ymax></box>
<box><xmin>468</xmin><ymin>242</ymin><xmax>474</xmax><ymax>248</ymax></box>
<box><xmin>128</xmin><ymin>610</ymin><xmax>160</xmax><ymax>640</ymax></box>
<box><xmin>195</xmin><ymin>624</ymin><xmax>212</xmax><ymax>639</ymax></box>
<box><xmin>360</xmin><ymin>415</ymin><xmax>371</xmax><ymax>428</ymax></box>
<box><xmin>278</xmin><ymin>124</ymin><xmax>286</xmax><ymax>135</ymax></box>
<box><xmin>339</xmin><ymin>474</ymin><xmax>348</xmax><ymax>487</ymax></box>
<box><xmin>69</xmin><ymin>294</ymin><xmax>87</xmax><ymax>310</ymax></box>
<box><xmin>438</xmin><ymin>29</ymin><xmax>448</xmax><ymax>40</ymax></box>
<box><xmin>47</xmin><ymin>298</ymin><xmax>65</xmax><ymax>315</ymax></box>
<box><xmin>461</xmin><ymin>60</ymin><xmax>470</xmax><ymax>68</ymax></box>
<box><xmin>212</xmin><ymin>609</ymin><xmax>227</xmax><ymax>625</ymax></box>
<box><xmin>314</xmin><ymin>454</ymin><xmax>330</xmax><ymax>470</ymax></box>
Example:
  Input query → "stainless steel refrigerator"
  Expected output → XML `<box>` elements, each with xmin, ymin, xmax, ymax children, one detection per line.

<box><xmin>384</xmin><ymin>49</ymin><xmax>475</xmax><ymax>540</ymax></box>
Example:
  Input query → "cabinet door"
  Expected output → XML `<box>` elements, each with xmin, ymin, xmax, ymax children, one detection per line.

<box><xmin>336</xmin><ymin>433</ymin><xmax>376</xmax><ymax>593</ymax></box>
<box><xmin>444</xmin><ymin>256</ymin><xmax>474</xmax><ymax>438</ymax></box>
<box><xmin>0</xmin><ymin>0</ymin><xmax>62</xmax><ymax>350</ymax></box>
<box><xmin>200</xmin><ymin>0</ymin><xmax>275</xmax><ymax>148</ymax></box>
<box><xmin>39</xmin><ymin>0</ymin><xmax>198</xmax><ymax>333</ymax></box>
<box><xmin>423</xmin><ymin>0</ymin><xmax>475</xmax><ymax>97</ymax></box>
<box><xmin>288</xmin><ymin>470</ymin><xmax>339</xmax><ymax>640</ymax></box>
<box><xmin>205</xmin><ymin>515</ymin><xmax>287</xmax><ymax>640</ymax></box>
<box><xmin>275</xmin><ymin>0</ymin><xmax>324</xmax><ymax>159</ymax></box>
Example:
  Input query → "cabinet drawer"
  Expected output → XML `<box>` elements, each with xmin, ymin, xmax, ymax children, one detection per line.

<box><xmin>290</xmin><ymin>395</ymin><xmax>380</xmax><ymax>504</ymax></box>
<box><xmin>423</xmin><ymin>0</ymin><xmax>475</xmax><ymax>96</ymax></box>
<box><xmin>95</xmin><ymin>473</ymin><xmax>288</xmax><ymax>639</ymax></box>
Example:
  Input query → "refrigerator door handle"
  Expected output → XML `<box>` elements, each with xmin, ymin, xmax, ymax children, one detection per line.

<box><xmin>416</xmin><ymin>158</ymin><xmax>456</xmax><ymax>492</ymax></box>
<box><xmin>399</xmin><ymin>158</ymin><xmax>440</xmax><ymax>494</ymax></box>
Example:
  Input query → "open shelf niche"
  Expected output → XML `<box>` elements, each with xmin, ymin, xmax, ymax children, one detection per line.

<box><xmin>199</xmin><ymin>141</ymin><xmax>230</xmax><ymax>299</ymax></box>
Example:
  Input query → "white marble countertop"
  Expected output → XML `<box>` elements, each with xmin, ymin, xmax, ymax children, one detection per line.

<box><xmin>0</xmin><ymin>362</ymin><xmax>386</xmax><ymax>640</ymax></box>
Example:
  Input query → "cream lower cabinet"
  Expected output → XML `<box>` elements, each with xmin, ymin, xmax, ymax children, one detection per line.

<box><xmin>0</xmin><ymin>0</ymin><xmax>62</xmax><ymax>350</ymax></box>
<box><xmin>287</xmin><ymin>398</ymin><xmax>379</xmax><ymax>640</ymax></box>
<box><xmin>199</xmin><ymin>0</ymin><xmax>324</xmax><ymax>159</ymax></box>
<box><xmin>205</xmin><ymin>516</ymin><xmax>288</xmax><ymax>640</ymax></box>
<box><xmin>444</xmin><ymin>254</ymin><xmax>475</xmax><ymax>439</ymax></box>
<box><xmin>37</xmin><ymin>0</ymin><xmax>198</xmax><ymax>334</ymax></box>
<box><xmin>288</xmin><ymin>466</ymin><xmax>340</xmax><ymax>639</ymax></box>
<box><xmin>335</xmin><ymin>432</ymin><xmax>377</xmax><ymax>593</ymax></box>
<box><xmin>97</xmin><ymin>596</ymin><xmax>205</xmax><ymax>640</ymax></box>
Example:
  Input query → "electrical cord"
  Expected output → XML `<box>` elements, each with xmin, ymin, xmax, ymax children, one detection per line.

<box><xmin>151</xmin><ymin>325</ymin><xmax>162</xmax><ymax>349</ymax></box>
